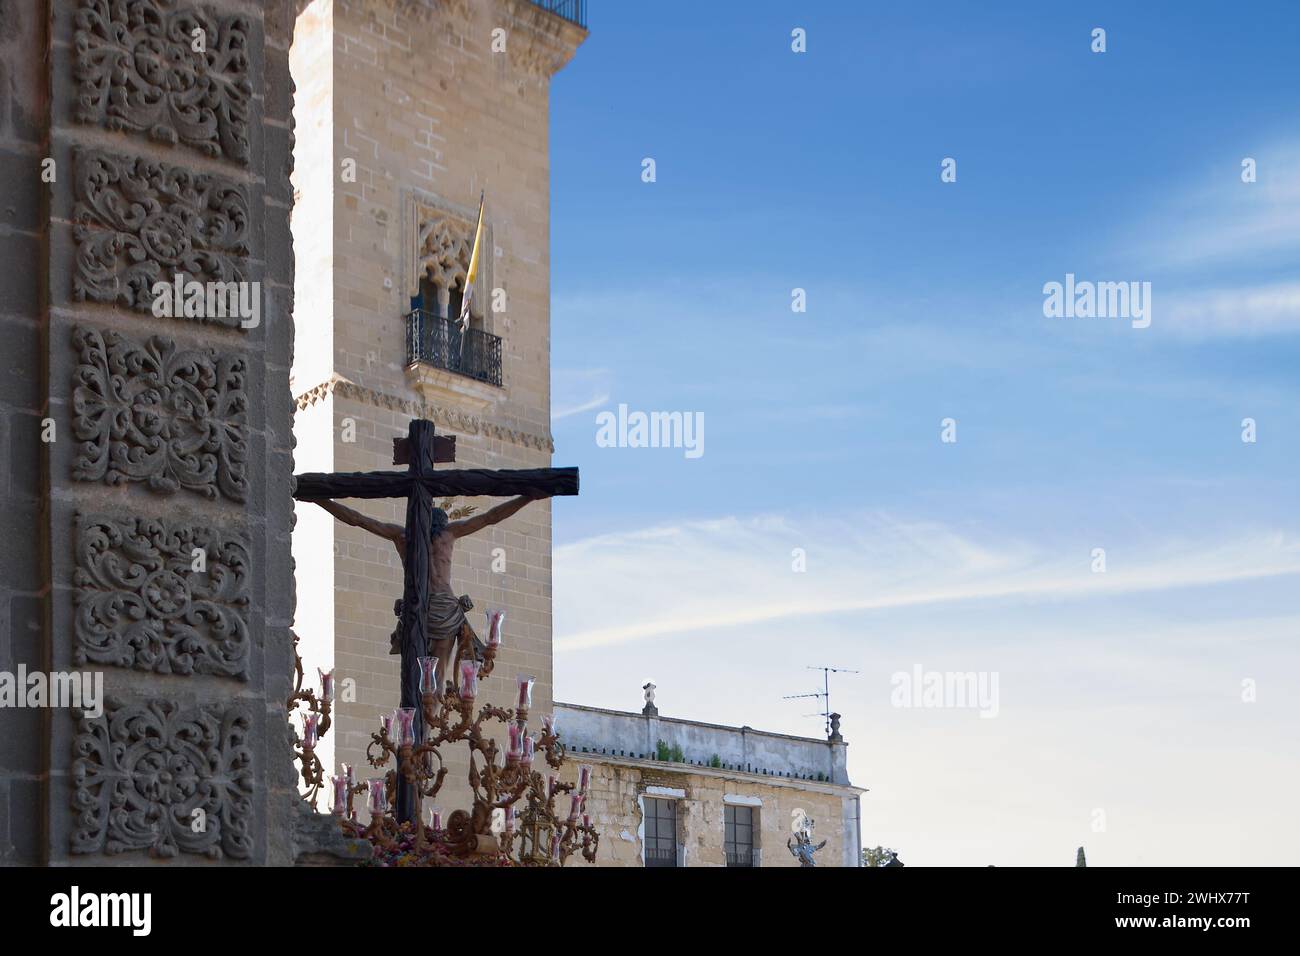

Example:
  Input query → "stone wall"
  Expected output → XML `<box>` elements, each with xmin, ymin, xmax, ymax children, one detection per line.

<box><xmin>0</xmin><ymin>0</ymin><xmax>307</xmax><ymax>865</ymax></box>
<box><xmin>556</xmin><ymin>702</ymin><xmax>852</xmax><ymax>785</ymax></box>
<box><xmin>559</xmin><ymin>757</ymin><xmax>864</xmax><ymax>868</ymax></box>
<box><xmin>0</xmin><ymin>0</ymin><xmax>49</xmax><ymax>867</ymax></box>
<box><xmin>289</xmin><ymin>0</ymin><xmax>585</xmax><ymax>817</ymax></box>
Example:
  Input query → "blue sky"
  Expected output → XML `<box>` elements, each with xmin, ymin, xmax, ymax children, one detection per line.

<box><xmin>543</xmin><ymin>1</ymin><xmax>1300</xmax><ymax>865</ymax></box>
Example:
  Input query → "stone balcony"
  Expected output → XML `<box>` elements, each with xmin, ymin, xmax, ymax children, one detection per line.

<box><xmin>404</xmin><ymin>308</ymin><xmax>504</xmax><ymax>409</ymax></box>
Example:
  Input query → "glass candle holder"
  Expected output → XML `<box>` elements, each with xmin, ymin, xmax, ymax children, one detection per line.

<box><xmin>522</xmin><ymin>735</ymin><xmax>536</xmax><ymax>768</ymax></box>
<box><xmin>508</xmin><ymin>723</ymin><xmax>524</xmax><ymax>760</ymax></box>
<box><xmin>547</xmin><ymin>775</ymin><xmax>557</xmax><ymax>799</ymax></box>
<box><xmin>568</xmin><ymin>793</ymin><xmax>583</xmax><ymax>822</ymax></box>
<box><xmin>344</xmin><ymin>763</ymin><xmax>355</xmax><ymax>789</ymax></box>
<box><xmin>516</xmin><ymin>675</ymin><xmax>535</xmax><ymax>711</ymax></box>
<box><xmin>367</xmin><ymin>778</ymin><xmax>386</xmax><ymax>815</ymax></box>
<box><xmin>542</xmin><ymin>713</ymin><xmax>556</xmax><ymax>736</ymax></box>
<box><xmin>417</xmin><ymin>656</ymin><xmax>439</xmax><ymax>696</ymax></box>
<box><xmin>582</xmin><ymin>813</ymin><xmax>591</xmax><ymax>830</ymax></box>
<box><xmin>458</xmin><ymin>660</ymin><xmax>480</xmax><ymax>701</ymax></box>
<box><xmin>330</xmin><ymin>775</ymin><xmax>347</xmax><ymax>815</ymax></box>
<box><xmin>394</xmin><ymin>707</ymin><xmax>417</xmax><ymax>747</ymax></box>
<box><xmin>550</xmin><ymin>833</ymin><xmax>561</xmax><ymax>862</ymax></box>
<box><xmin>380</xmin><ymin>713</ymin><xmax>392</xmax><ymax>737</ymax></box>
<box><xmin>429</xmin><ymin>807</ymin><xmax>442</xmax><ymax>832</ymax></box>
<box><xmin>485</xmin><ymin>609</ymin><xmax>505</xmax><ymax>648</ymax></box>
<box><xmin>578</xmin><ymin>765</ymin><xmax>592</xmax><ymax>795</ymax></box>
<box><xmin>318</xmin><ymin>668</ymin><xmax>335</xmax><ymax>702</ymax></box>
<box><xmin>301</xmin><ymin>713</ymin><xmax>319</xmax><ymax>750</ymax></box>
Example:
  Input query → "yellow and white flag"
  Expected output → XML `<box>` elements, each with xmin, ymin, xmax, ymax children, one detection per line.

<box><xmin>459</xmin><ymin>191</ymin><xmax>485</xmax><ymax>332</ymax></box>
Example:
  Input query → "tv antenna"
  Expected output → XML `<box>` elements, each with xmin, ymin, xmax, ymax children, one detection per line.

<box><xmin>783</xmin><ymin>665</ymin><xmax>859</xmax><ymax>736</ymax></box>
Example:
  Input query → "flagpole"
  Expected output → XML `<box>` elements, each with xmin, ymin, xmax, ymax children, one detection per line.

<box><xmin>459</xmin><ymin>191</ymin><xmax>485</xmax><ymax>334</ymax></box>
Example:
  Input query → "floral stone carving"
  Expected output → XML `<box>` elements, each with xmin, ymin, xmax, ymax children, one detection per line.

<box><xmin>74</xmin><ymin>514</ymin><xmax>251</xmax><ymax>679</ymax></box>
<box><xmin>416</xmin><ymin>211</ymin><xmax>475</xmax><ymax>296</ymax></box>
<box><xmin>71</xmin><ymin>325</ymin><xmax>249</xmax><ymax>501</ymax></box>
<box><xmin>73</xmin><ymin>0</ymin><xmax>253</xmax><ymax>164</ymax></box>
<box><xmin>71</xmin><ymin>697</ymin><xmax>254</xmax><ymax>859</ymax></box>
<box><xmin>73</xmin><ymin>147</ymin><xmax>251</xmax><ymax>315</ymax></box>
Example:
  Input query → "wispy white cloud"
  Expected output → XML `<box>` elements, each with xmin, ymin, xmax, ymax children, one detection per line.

<box><xmin>554</xmin><ymin>513</ymin><xmax>1300</xmax><ymax>651</ymax></box>
<box><xmin>552</xmin><ymin>367</ymin><xmax>612</xmax><ymax>421</ymax></box>
<box><xmin>1158</xmin><ymin>280</ymin><xmax>1300</xmax><ymax>338</ymax></box>
<box><xmin>1105</xmin><ymin>139</ymin><xmax>1300</xmax><ymax>340</ymax></box>
<box><xmin>552</xmin><ymin>392</ymin><xmax>610</xmax><ymax>421</ymax></box>
<box><xmin>1121</xmin><ymin>140</ymin><xmax>1300</xmax><ymax>273</ymax></box>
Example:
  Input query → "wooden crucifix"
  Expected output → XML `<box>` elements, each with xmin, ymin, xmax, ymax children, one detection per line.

<box><xmin>293</xmin><ymin>419</ymin><xmax>578</xmax><ymax>822</ymax></box>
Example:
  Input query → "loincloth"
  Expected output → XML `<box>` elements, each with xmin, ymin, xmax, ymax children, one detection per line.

<box><xmin>389</xmin><ymin>592</ymin><xmax>484</xmax><ymax>660</ymax></box>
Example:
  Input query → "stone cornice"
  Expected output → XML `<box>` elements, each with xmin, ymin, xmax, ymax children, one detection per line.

<box><xmin>294</xmin><ymin>374</ymin><xmax>554</xmax><ymax>452</ymax></box>
<box><xmin>503</xmin><ymin>0</ymin><xmax>587</xmax><ymax>77</ymax></box>
<box><xmin>555</xmin><ymin>701</ymin><xmax>847</xmax><ymax>749</ymax></box>
<box><xmin>573</xmin><ymin>752</ymin><xmax>868</xmax><ymax>798</ymax></box>
<box><xmin>315</xmin><ymin>2</ymin><xmax>584</xmax><ymax>77</ymax></box>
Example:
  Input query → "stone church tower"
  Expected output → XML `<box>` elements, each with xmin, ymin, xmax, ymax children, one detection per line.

<box><xmin>0</xmin><ymin>0</ymin><xmax>582</xmax><ymax>867</ymax></box>
<box><xmin>288</xmin><ymin>1</ymin><xmax>586</xmax><ymax>811</ymax></box>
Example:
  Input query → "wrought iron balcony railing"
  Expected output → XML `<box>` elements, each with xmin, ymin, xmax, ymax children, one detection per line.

<box><xmin>644</xmin><ymin>845</ymin><xmax>678</xmax><ymax>868</ymax></box>
<box><xmin>528</xmin><ymin>0</ymin><xmax>586</xmax><ymax>29</ymax></box>
<box><xmin>405</xmin><ymin>309</ymin><xmax>503</xmax><ymax>388</ymax></box>
<box><xmin>726</xmin><ymin>847</ymin><xmax>759</xmax><ymax>868</ymax></box>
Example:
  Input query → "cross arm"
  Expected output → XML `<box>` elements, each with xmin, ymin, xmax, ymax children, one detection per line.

<box><xmin>292</xmin><ymin>471</ymin><xmax>414</xmax><ymax>501</ymax></box>
<box><xmin>291</xmin><ymin>467</ymin><xmax>579</xmax><ymax>502</ymax></box>
<box><xmin>417</xmin><ymin>467</ymin><xmax>579</xmax><ymax>499</ymax></box>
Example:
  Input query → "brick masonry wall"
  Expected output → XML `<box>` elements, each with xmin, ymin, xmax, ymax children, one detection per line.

<box><xmin>290</xmin><ymin>0</ymin><xmax>584</xmax><ymax>818</ymax></box>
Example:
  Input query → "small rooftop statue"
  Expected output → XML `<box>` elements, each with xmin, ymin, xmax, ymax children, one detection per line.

<box><xmin>641</xmin><ymin>680</ymin><xmax>658</xmax><ymax>717</ymax></box>
<box><xmin>787</xmin><ymin>809</ymin><xmax>826</xmax><ymax>867</ymax></box>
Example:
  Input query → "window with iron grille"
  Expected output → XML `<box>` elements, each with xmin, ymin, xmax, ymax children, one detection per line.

<box><xmin>414</xmin><ymin>275</ymin><xmax>473</xmax><ymax>329</ymax></box>
<box><xmin>725</xmin><ymin>804</ymin><xmax>755</xmax><ymax>867</ymax></box>
<box><xmin>643</xmin><ymin>798</ymin><xmax>678</xmax><ymax>867</ymax></box>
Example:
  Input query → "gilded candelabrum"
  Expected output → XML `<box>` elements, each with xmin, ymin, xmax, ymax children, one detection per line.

<box><xmin>287</xmin><ymin>632</ymin><xmax>334</xmax><ymax>810</ymax></box>
<box><xmin>292</xmin><ymin>613</ymin><xmax>599</xmax><ymax>866</ymax></box>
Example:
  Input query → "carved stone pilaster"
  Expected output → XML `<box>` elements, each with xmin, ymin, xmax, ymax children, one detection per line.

<box><xmin>70</xmin><ymin>325</ymin><xmax>249</xmax><ymax>501</ymax></box>
<box><xmin>71</xmin><ymin>697</ymin><xmax>255</xmax><ymax>859</ymax></box>
<box><xmin>72</xmin><ymin>0</ymin><xmax>253</xmax><ymax>164</ymax></box>
<box><xmin>72</xmin><ymin>147</ymin><xmax>251</xmax><ymax>316</ymax></box>
<box><xmin>73</xmin><ymin>514</ymin><xmax>251</xmax><ymax>679</ymax></box>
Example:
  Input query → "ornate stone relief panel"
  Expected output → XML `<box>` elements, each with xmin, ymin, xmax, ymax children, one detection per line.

<box><xmin>413</xmin><ymin>204</ymin><xmax>474</xmax><ymax>299</ymax></box>
<box><xmin>71</xmin><ymin>325</ymin><xmax>249</xmax><ymax>501</ymax></box>
<box><xmin>72</xmin><ymin>148</ymin><xmax>251</xmax><ymax>316</ymax></box>
<box><xmin>71</xmin><ymin>697</ymin><xmax>254</xmax><ymax>859</ymax></box>
<box><xmin>74</xmin><ymin>514</ymin><xmax>251</xmax><ymax>679</ymax></box>
<box><xmin>73</xmin><ymin>0</ymin><xmax>253</xmax><ymax>164</ymax></box>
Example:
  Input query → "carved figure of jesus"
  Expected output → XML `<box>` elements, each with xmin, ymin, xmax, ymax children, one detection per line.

<box><xmin>314</xmin><ymin>494</ymin><xmax>540</xmax><ymax>687</ymax></box>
